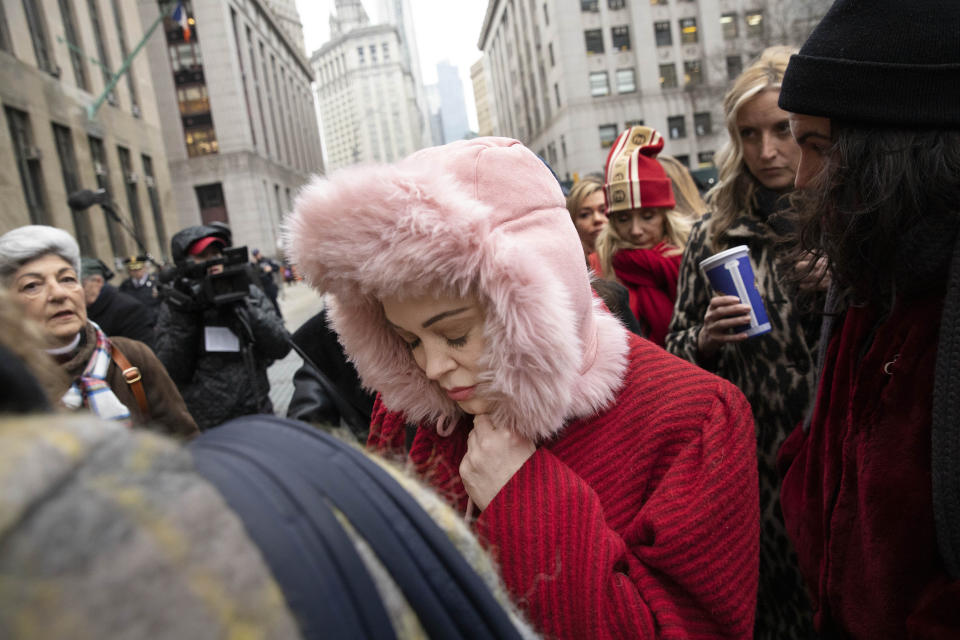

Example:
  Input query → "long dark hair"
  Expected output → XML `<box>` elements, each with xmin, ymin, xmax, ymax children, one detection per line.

<box><xmin>789</xmin><ymin>124</ymin><xmax>960</xmax><ymax>310</ymax></box>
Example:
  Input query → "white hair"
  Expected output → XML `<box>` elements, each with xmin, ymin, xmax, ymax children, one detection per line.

<box><xmin>0</xmin><ymin>225</ymin><xmax>81</xmax><ymax>285</ymax></box>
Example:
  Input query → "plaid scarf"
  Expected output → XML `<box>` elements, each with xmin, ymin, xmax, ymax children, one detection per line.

<box><xmin>61</xmin><ymin>322</ymin><xmax>131</xmax><ymax>423</ymax></box>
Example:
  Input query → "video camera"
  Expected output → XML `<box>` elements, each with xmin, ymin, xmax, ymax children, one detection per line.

<box><xmin>160</xmin><ymin>246</ymin><xmax>255</xmax><ymax>309</ymax></box>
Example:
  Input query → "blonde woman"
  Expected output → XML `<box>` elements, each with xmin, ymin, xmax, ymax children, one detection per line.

<box><xmin>665</xmin><ymin>45</ymin><xmax>818</xmax><ymax>639</ymax></box>
<box><xmin>565</xmin><ymin>175</ymin><xmax>607</xmax><ymax>263</ymax></box>
<box><xmin>595</xmin><ymin>126</ymin><xmax>692</xmax><ymax>345</ymax></box>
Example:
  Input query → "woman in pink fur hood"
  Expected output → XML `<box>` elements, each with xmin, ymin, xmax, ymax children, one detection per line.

<box><xmin>286</xmin><ymin>137</ymin><xmax>760</xmax><ymax>639</ymax></box>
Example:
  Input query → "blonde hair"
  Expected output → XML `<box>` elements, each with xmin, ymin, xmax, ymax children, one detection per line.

<box><xmin>595</xmin><ymin>207</ymin><xmax>692</xmax><ymax>280</ymax></box>
<box><xmin>659</xmin><ymin>155</ymin><xmax>708</xmax><ymax>218</ymax></box>
<box><xmin>565</xmin><ymin>174</ymin><xmax>604</xmax><ymax>223</ymax></box>
<box><xmin>705</xmin><ymin>45</ymin><xmax>796</xmax><ymax>250</ymax></box>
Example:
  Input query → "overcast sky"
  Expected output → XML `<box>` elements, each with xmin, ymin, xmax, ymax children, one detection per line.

<box><xmin>294</xmin><ymin>0</ymin><xmax>489</xmax><ymax>131</ymax></box>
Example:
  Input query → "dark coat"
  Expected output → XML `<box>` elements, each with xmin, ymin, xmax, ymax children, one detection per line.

<box><xmin>287</xmin><ymin>308</ymin><xmax>375</xmax><ymax>439</ymax></box>
<box><xmin>778</xmin><ymin>293</ymin><xmax>958</xmax><ymax>638</ymax></box>
<box><xmin>86</xmin><ymin>284</ymin><xmax>156</xmax><ymax>348</ymax></box>
<box><xmin>119</xmin><ymin>274</ymin><xmax>162</xmax><ymax>313</ymax></box>
<box><xmin>153</xmin><ymin>284</ymin><xmax>290</xmax><ymax>430</ymax></box>
<box><xmin>57</xmin><ymin>322</ymin><xmax>198</xmax><ymax>438</ymax></box>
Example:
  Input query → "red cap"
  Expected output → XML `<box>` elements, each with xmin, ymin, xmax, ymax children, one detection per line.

<box><xmin>187</xmin><ymin>236</ymin><xmax>226</xmax><ymax>256</ymax></box>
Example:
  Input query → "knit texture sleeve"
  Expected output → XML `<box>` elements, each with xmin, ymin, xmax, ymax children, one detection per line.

<box><xmin>474</xmin><ymin>379</ymin><xmax>760</xmax><ymax>639</ymax></box>
<box><xmin>666</xmin><ymin>218</ymin><xmax>716</xmax><ymax>368</ymax></box>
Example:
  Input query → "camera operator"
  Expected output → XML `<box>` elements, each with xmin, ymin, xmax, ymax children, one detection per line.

<box><xmin>154</xmin><ymin>225</ymin><xmax>291</xmax><ymax>430</ymax></box>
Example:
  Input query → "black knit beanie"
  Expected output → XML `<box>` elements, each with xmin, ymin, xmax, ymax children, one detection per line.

<box><xmin>779</xmin><ymin>0</ymin><xmax>960</xmax><ymax>126</ymax></box>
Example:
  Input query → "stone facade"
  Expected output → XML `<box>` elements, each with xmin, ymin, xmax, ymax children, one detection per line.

<box><xmin>0</xmin><ymin>0</ymin><xmax>178</xmax><ymax>263</ymax></box>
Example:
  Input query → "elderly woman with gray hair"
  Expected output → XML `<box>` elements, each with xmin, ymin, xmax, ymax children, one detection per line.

<box><xmin>0</xmin><ymin>225</ymin><xmax>197</xmax><ymax>437</ymax></box>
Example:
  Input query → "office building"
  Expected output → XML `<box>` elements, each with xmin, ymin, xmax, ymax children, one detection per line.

<box><xmin>0</xmin><ymin>0</ymin><xmax>179</xmax><ymax>262</ymax></box>
<box><xmin>137</xmin><ymin>0</ymin><xmax>322</xmax><ymax>255</ymax></box>
<box><xmin>478</xmin><ymin>0</ymin><xmax>828</xmax><ymax>182</ymax></box>
<box><xmin>470</xmin><ymin>57</ymin><xmax>497</xmax><ymax>137</ymax></box>
<box><xmin>312</xmin><ymin>0</ymin><xmax>424</xmax><ymax>170</ymax></box>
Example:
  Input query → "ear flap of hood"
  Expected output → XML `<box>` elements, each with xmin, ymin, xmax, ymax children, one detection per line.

<box><xmin>286</xmin><ymin>138</ymin><xmax>629</xmax><ymax>441</ymax></box>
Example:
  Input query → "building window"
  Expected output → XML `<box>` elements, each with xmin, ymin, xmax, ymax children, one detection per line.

<box><xmin>694</xmin><ymin>111</ymin><xmax>712</xmax><ymax>136</ymax></box>
<box><xmin>609</xmin><ymin>0</ymin><xmax>626</xmax><ymax>9</ymax></box>
<box><xmin>554</xmin><ymin>82</ymin><xmax>561</xmax><ymax>107</ymax></box>
<box><xmin>5</xmin><ymin>107</ymin><xmax>48</xmax><ymax>225</ymax></box>
<box><xmin>684</xmin><ymin>59</ymin><xmax>702</xmax><ymax>86</ymax></box>
<box><xmin>543</xmin><ymin>3</ymin><xmax>549</xmax><ymax>25</ymax></box>
<box><xmin>0</xmin><ymin>4</ymin><xmax>11</xmax><ymax>53</ymax></box>
<box><xmin>611</xmin><ymin>25</ymin><xmax>631</xmax><ymax>51</ymax></box>
<box><xmin>382</xmin><ymin>42</ymin><xmax>390</xmax><ymax>61</ymax></box>
<box><xmin>589</xmin><ymin>71</ymin><xmax>610</xmax><ymax>97</ymax></box>
<box><xmin>195</xmin><ymin>182</ymin><xmax>228</xmax><ymax>225</ymax></box>
<box><xmin>177</xmin><ymin>84</ymin><xmax>210</xmax><ymax>114</ymax></box>
<box><xmin>88</xmin><ymin>135</ymin><xmax>126</xmax><ymax>255</ymax></box>
<box><xmin>117</xmin><ymin>146</ymin><xmax>146</xmax><ymax>247</ymax></box>
<box><xmin>370</xmin><ymin>45</ymin><xmax>377</xmax><ymax>63</ymax></box>
<box><xmin>110</xmin><ymin>0</ymin><xmax>139</xmax><ymax>113</ymax></box>
<box><xmin>357</xmin><ymin>46</ymin><xmax>364</xmax><ymax>63</ymax></box>
<box><xmin>668</xmin><ymin>115</ymin><xmax>686</xmax><ymax>139</ymax></box>
<box><xmin>86</xmin><ymin>0</ymin><xmax>113</xmax><ymax>92</ymax></box>
<box><xmin>141</xmin><ymin>154</ymin><xmax>167</xmax><ymax>256</ymax></box>
<box><xmin>698</xmin><ymin>150</ymin><xmax>715</xmax><ymax>166</ymax></box>
<box><xmin>625</xmin><ymin>119</ymin><xmax>644</xmax><ymax>128</ymax></box>
<box><xmin>746</xmin><ymin>11</ymin><xmax>764</xmax><ymax>38</ymax></box>
<box><xmin>548</xmin><ymin>42</ymin><xmax>555</xmax><ymax>66</ymax></box>
<box><xmin>58</xmin><ymin>0</ymin><xmax>89</xmax><ymax>90</ymax></box>
<box><xmin>185</xmin><ymin>126</ymin><xmax>219</xmax><ymax>157</ymax></box>
<box><xmin>675</xmin><ymin>154</ymin><xmax>690</xmax><ymax>167</ymax></box>
<box><xmin>584</xmin><ymin>29</ymin><xmax>604</xmax><ymax>55</ymax></box>
<box><xmin>720</xmin><ymin>12</ymin><xmax>738</xmax><ymax>40</ymax></box>
<box><xmin>52</xmin><ymin>124</ymin><xmax>94</xmax><ymax>255</ymax></box>
<box><xmin>679</xmin><ymin>17</ymin><xmax>698</xmax><ymax>44</ymax></box>
<box><xmin>659</xmin><ymin>63</ymin><xmax>677</xmax><ymax>89</ymax></box>
<box><xmin>650</xmin><ymin>0</ymin><xmax>667</xmax><ymax>5</ymax></box>
<box><xmin>616</xmin><ymin>68</ymin><xmax>636</xmax><ymax>93</ymax></box>
<box><xmin>22</xmin><ymin>0</ymin><xmax>54</xmax><ymax>72</ymax></box>
<box><xmin>726</xmin><ymin>55</ymin><xmax>743</xmax><ymax>80</ymax></box>
<box><xmin>654</xmin><ymin>21</ymin><xmax>672</xmax><ymax>47</ymax></box>
<box><xmin>599</xmin><ymin>123</ymin><xmax>618</xmax><ymax>148</ymax></box>
<box><xmin>581</xmin><ymin>0</ymin><xmax>599</xmax><ymax>12</ymax></box>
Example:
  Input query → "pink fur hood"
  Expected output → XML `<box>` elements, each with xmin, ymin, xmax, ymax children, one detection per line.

<box><xmin>285</xmin><ymin>137</ymin><xmax>629</xmax><ymax>441</ymax></box>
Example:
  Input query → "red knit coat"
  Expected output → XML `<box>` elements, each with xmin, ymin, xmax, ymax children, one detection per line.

<box><xmin>370</xmin><ymin>336</ymin><xmax>760</xmax><ymax>639</ymax></box>
<box><xmin>779</xmin><ymin>293</ymin><xmax>960</xmax><ymax>638</ymax></box>
<box><xmin>611</xmin><ymin>243</ymin><xmax>682</xmax><ymax>346</ymax></box>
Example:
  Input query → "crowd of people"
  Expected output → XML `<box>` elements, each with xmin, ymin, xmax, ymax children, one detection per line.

<box><xmin>1</xmin><ymin>0</ymin><xmax>958</xmax><ymax>637</ymax></box>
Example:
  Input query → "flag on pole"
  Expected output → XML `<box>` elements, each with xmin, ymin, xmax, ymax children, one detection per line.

<box><xmin>172</xmin><ymin>1</ymin><xmax>191</xmax><ymax>42</ymax></box>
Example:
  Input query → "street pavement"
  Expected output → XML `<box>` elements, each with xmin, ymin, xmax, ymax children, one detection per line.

<box><xmin>267</xmin><ymin>281</ymin><xmax>326</xmax><ymax>416</ymax></box>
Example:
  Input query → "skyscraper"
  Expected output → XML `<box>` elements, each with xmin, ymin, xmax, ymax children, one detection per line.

<box><xmin>436</xmin><ymin>60</ymin><xmax>470</xmax><ymax>144</ymax></box>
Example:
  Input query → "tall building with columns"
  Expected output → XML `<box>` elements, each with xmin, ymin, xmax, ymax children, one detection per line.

<box><xmin>136</xmin><ymin>0</ymin><xmax>323</xmax><ymax>255</ymax></box>
<box><xmin>312</xmin><ymin>0</ymin><xmax>424</xmax><ymax>170</ymax></box>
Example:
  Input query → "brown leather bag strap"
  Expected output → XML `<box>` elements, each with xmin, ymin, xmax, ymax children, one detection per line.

<box><xmin>111</xmin><ymin>343</ymin><xmax>150</xmax><ymax>419</ymax></box>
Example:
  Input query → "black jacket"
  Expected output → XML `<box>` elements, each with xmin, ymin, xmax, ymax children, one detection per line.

<box><xmin>287</xmin><ymin>308</ymin><xmax>375</xmax><ymax>440</ymax></box>
<box><xmin>154</xmin><ymin>284</ymin><xmax>291</xmax><ymax>430</ymax></box>
<box><xmin>86</xmin><ymin>284</ymin><xmax>156</xmax><ymax>348</ymax></box>
<box><xmin>119</xmin><ymin>274</ymin><xmax>162</xmax><ymax>313</ymax></box>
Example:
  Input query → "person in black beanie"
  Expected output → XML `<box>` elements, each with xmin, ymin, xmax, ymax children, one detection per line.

<box><xmin>775</xmin><ymin>0</ymin><xmax>960</xmax><ymax>637</ymax></box>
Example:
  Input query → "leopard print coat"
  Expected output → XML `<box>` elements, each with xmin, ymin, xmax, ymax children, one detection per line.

<box><xmin>666</xmin><ymin>207</ymin><xmax>822</xmax><ymax>640</ymax></box>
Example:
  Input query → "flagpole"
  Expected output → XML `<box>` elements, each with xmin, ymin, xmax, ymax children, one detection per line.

<box><xmin>86</xmin><ymin>1</ymin><xmax>178</xmax><ymax>120</ymax></box>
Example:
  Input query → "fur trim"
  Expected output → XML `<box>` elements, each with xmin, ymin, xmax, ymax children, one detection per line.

<box><xmin>286</xmin><ymin>138</ymin><xmax>630</xmax><ymax>441</ymax></box>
